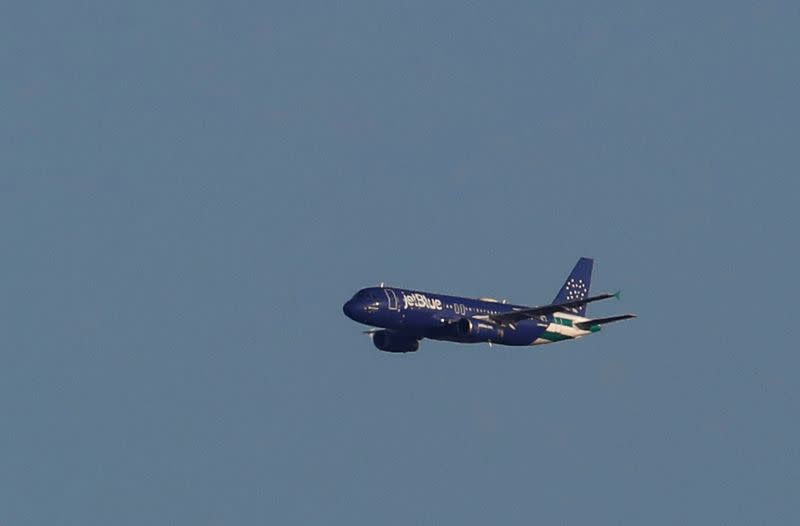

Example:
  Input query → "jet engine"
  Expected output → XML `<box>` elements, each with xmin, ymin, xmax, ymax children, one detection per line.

<box><xmin>457</xmin><ymin>318</ymin><xmax>504</xmax><ymax>341</ymax></box>
<box><xmin>372</xmin><ymin>330</ymin><xmax>419</xmax><ymax>353</ymax></box>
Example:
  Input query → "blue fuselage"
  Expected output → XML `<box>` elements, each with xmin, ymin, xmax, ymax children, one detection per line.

<box><xmin>343</xmin><ymin>287</ymin><xmax>551</xmax><ymax>346</ymax></box>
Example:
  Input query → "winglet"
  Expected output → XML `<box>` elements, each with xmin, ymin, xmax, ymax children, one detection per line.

<box><xmin>613</xmin><ymin>290</ymin><xmax>622</xmax><ymax>300</ymax></box>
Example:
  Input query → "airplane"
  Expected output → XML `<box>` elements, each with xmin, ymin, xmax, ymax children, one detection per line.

<box><xmin>342</xmin><ymin>257</ymin><xmax>636</xmax><ymax>353</ymax></box>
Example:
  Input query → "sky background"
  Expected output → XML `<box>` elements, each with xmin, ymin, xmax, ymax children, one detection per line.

<box><xmin>1</xmin><ymin>1</ymin><xmax>798</xmax><ymax>524</ymax></box>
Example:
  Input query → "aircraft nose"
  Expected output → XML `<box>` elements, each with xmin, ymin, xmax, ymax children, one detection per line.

<box><xmin>343</xmin><ymin>299</ymin><xmax>358</xmax><ymax>320</ymax></box>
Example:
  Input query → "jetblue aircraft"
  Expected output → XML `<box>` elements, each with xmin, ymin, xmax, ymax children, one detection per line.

<box><xmin>342</xmin><ymin>258</ymin><xmax>636</xmax><ymax>353</ymax></box>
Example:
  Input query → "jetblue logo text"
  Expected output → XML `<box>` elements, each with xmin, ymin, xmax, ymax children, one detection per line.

<box><xmin>402</xmin><ymin>293</ymin><xmax>443</xmax><ymax>311</ymax></box>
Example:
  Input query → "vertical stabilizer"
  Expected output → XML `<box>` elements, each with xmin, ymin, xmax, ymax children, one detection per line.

<box><xmin>552</xmin><ymin>257</ymin><xmax>593</xmax><ymax>316</ymax></box>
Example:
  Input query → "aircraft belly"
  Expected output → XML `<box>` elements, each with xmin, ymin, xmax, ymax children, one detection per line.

<box><xmin>380</xmin><ymin>308</ymin><xmax>588</xmax><ymax>347</ymax></box>
<box><xmin>491</xmin><ymin>321</ymin><xmax>541</xmax><ymax>346</ymax></box>
<box><xmin>420</xmin><ymin>319</ymin><xmax>546</xmax><ymax>346</ymax></box>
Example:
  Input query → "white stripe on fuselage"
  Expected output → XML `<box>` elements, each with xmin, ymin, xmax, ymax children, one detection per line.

<box><xmin>532</xmin><ymin>312</ymin><xmax>593</xmax><ymax>345</ymax></box>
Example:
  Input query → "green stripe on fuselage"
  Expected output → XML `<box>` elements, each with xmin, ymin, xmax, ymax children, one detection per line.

<box><xmin>541</xmin><ymin>331</ymin><xmax>572</xmax><ymax>342</ymax></box>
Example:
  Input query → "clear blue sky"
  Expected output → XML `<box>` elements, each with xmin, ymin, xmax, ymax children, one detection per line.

<box><xmin>2</xmin><ymin>1</ymin><xmax>798</xmax><ymax>524</ymax></box>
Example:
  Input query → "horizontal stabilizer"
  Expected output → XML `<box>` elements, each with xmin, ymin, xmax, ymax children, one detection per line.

<box><xmin>575</xmin><ymin>314</ymin><xmax>637</xmax><ymax>330</ymax></box>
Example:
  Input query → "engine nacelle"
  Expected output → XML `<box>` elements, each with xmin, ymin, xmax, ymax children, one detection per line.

<box><xmin>372</xmin><ymin>331</ymin><xmax>419</xmax><ymax>353</ymax></box>
<box><xmin>457</xmin><ymin>318</ymin><xmax>504</xmax><ymax>341</ymax></box>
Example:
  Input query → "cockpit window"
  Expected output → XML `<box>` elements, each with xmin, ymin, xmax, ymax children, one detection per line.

<box><xmin>356</xmin><ymin>289</ymin><xmax>381</xmax><ymax>301</ymax></box>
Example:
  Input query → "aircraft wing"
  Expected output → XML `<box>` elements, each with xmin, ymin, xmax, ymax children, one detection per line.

<box><xmin>488</xmin><ymin>292</ymin><xmax>619</xmax><ymax>325</ymax></box>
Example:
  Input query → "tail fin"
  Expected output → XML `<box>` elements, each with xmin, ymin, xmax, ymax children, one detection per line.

<box><xmin>552</xmin><ymin>257</ymin><xmax>593</xmax><ymax>316</ymax></box>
